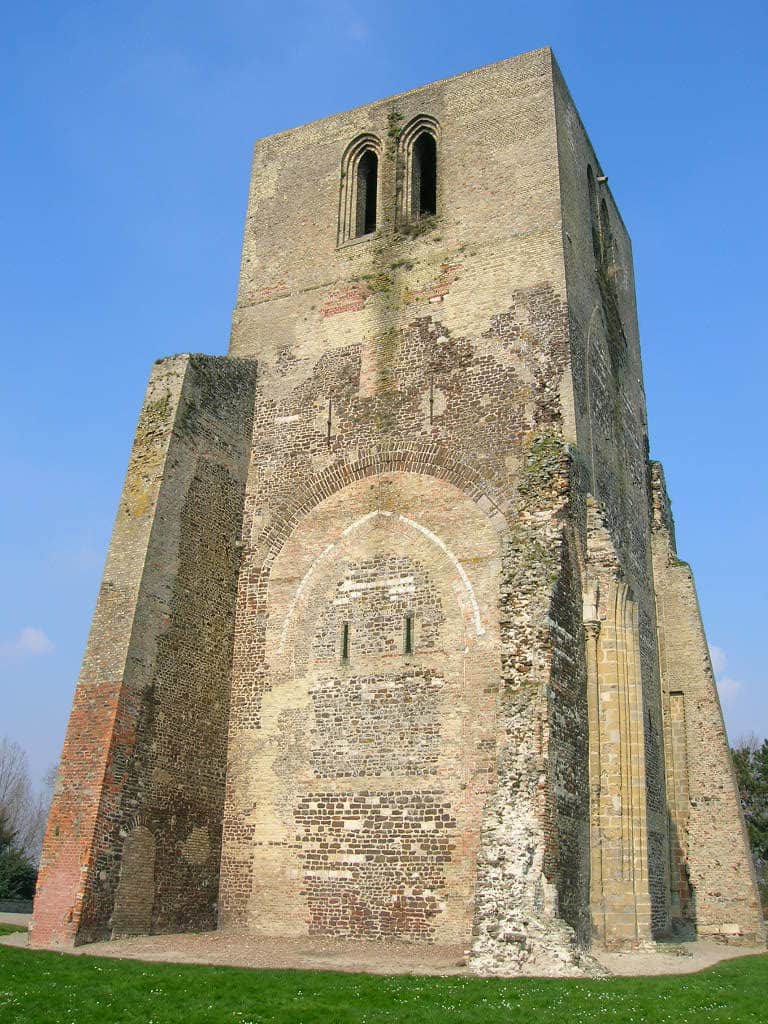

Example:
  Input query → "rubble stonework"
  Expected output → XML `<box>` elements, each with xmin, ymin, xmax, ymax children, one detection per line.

<box><xmin>31</xmin><ymin>48</ymin><xmax>765</xmax><ymax>971</ymax></box>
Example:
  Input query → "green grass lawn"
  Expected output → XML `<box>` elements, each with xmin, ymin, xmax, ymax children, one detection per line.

<box><xmin>0</xmin><ymin>946</ymin><xmax>766</xmax><ymax>1024</ymax></box>
<box><xmin>0</xmin><ymin>924</ymin><xmax>26</xmax><ymax>936</ymax></box>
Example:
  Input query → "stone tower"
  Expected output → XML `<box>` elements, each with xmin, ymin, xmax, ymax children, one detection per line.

<box><xmin>31</xmin><ymin>48</ymin><xmax>764</xmax><ymax>973</ymax></box>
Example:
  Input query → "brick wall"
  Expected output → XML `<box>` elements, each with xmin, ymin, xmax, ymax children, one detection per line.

<box><xmin>222</xmin><ymin>474</ymin><xmax>503</xmax><ymax>946</ymax></box>
<box><xmin>651</xmin><ymin>463</ymin><xmax>765</xmax><ymax>943</ymax></box>
<box><xmin>31</xmin><ymin>355</ymin><xmax>257</xmax><ymax>947</ymax></box>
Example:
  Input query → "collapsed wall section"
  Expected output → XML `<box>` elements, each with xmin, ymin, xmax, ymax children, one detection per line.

<box><xmin>470</xmin><ymin>439</ymin><xmax>593</xmax><ymax>976</ymax></box>
<box><xmin>31</xmin><ymin>354</ymin><xmax>257</xmax><ymax>947</ymax></box>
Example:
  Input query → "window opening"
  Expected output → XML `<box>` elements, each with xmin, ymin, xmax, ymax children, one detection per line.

<box><xmin>340</xmin><ymin>622</ymin><xmax>350</xmax><ymax>663</ymax></box>
<box><xmin>355</xmin><ymin>150</ymin><xmax>378</xmax><ymax>237</ymax></box>
<box><xmin>411</xmin><ymin>133</ymin><xmax>437</xmax><ymax>218</ymax></box>
<box><xmin>587</xmin><ymin>165</ymin><xmax>601</xmax><ymax>264</ymax></box>
<box><xmin>404</xmin><ymin>613</ymin><xmax>414</xmax><ymax>656</ymax></box>
<box><xmin>599</xmin><ymin>198</ymin><xmax>615</xmax><ymax>271</ymax></box>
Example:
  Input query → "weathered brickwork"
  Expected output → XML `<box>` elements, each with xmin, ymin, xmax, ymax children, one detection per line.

<box><xmin>310</xmin><ymin>668</ymin><xmax>444</xmax><ymax>779</ymax></box>
<box><xmin>221</xmin><ymin>474</ymin><xmax>503</xmax><ymax>947</ymax></box>
<box><xmin>32</xmin><ymin>47</ymin><xmax>764</xmax><ymax>970</ymax></box>
<box><xmin>650</xmin><ymin>463</ymin><xmax>764</xmax><ymax>942</ymax></box>
<box><xmin>554</xmin><ymin>63</ymin><xmax>676</xmax><ymax>946</ymax></box>
<box><xmin>295</xmin><ymin>790</ymin><xmax>457</xmax><ymax>939</ymax></box>
<box><xmin>32</xmin><ymin>356</ymin><xmax>257</xmax><ymax>947</ymax></box>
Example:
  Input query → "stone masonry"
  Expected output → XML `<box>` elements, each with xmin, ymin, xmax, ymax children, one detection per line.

<box><xmin>31</xmin><ymin>48</ymin><xmax>764</xmax><ymax>973</ymax></box>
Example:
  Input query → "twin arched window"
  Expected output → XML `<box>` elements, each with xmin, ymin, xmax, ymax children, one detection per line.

<box><xmin>338</xmin><ymin>118</ymin><xmax>439</xmax><ymax>244</ymax></box>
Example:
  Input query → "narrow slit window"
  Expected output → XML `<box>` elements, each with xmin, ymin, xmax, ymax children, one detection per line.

<box><xmin>411</xmin><ymin>133</ymin><xmax>437</xmax><ymax>218</ymax></box>
<box><xmin>355</xmin><ymin>150</ymin><xmax>378</xmax><ymax>237</ymax></box>
<box><xmin>403</xmin><ymin>613</ymin><xmax>414</xmax><ymax>656</ymax></box>
<box><xmin>340</xmin><ymin>622</ymin><xmax>350</xmax><ymax>663</ymax></box>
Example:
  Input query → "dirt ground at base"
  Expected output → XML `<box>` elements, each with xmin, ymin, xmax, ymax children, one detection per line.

<box><xmin>5</xmin><ymin>925</ymin><xmax>765</xmax><ymax>978</ymax></box>
<box><xmin>592</xmin><ymin>940</ymin><xmax>767</xmax><ymax>977</ymax></box>
<box><xmin>22</xmin><ymin>930</ymin><xmax>469</xmax><ymax>976</ymax></box>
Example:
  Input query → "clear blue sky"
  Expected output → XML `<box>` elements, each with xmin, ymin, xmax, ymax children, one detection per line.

<box><xmin>1</xmin><ymin>1</ymin><xmax>766</xmax><ymax>782</ymax></box>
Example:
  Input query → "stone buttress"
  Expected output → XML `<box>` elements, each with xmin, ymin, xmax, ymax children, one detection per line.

<box><xmin>31</xmin><ymin>356</ymin><xmax>256</xmax><ymax>946</ymax></box>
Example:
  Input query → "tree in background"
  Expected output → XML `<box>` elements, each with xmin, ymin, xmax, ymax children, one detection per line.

<box><xmin>0</xmin><ymin>736</ymin><xmax>57</xmax><ymax>900</ymax></box>
<box><xmin>732</xmin><ymin>734</ymin><xmax>768</xmax><ymax>910</ymax></box>
<box><xmin>0</xmin><ymin>805</ymin><xmax>37</xmax><ymax>900</ymax></box>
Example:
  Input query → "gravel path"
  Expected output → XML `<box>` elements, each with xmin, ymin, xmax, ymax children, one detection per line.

<box><xmin>0</xmin><ymin>913</ymin><xmax>31</xmax><ymax>927</ymax></box>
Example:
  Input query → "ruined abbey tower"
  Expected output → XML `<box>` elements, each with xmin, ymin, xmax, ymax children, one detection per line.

<box><xmin>31</xmin><ymin>48</ymin><xmax>764</xmax><ymax>973</ymax></box>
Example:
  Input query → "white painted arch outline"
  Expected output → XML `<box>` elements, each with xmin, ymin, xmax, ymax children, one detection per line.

<box><xmin>276</xmin><ymin>509</ymin><xmax>485</xmax><ymax>653</ymax></box>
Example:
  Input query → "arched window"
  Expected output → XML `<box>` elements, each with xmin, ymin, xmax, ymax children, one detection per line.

<box><xmin>355</xmin><ymin>150</ymin><xmax>378</xmax><ymax>237</ymax></box>
<box><xmin>587</xmin><ymin>164</ymin><xmax>602</xmax><ymax>264</ymax></box>
<box><xmin>338</xmin><ymin>134</ymin><xmax>382</xmax><ymax>244</ymax></box>
<box><xmin>398</xmin><ymin>115</ymin><xmax>440</xmax><ymax>226</ymax></box>
<box><xmin>587</xmin><ymin>166</ymin><xmax>626</xmax><ymax>368</ymax></box>
<box><xmin>411</xmin><ymin>132</ymin><xmax>437</xmax><ymax>218</ymax></box>
<box><xmin>599</xmin><ymin>198</ymin><xmax>615</xmax><ymax>272</ymax></box>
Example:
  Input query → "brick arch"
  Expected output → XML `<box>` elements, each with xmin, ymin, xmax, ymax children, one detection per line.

<box><xmin>275</xmin><ymin>510</ymin><xmax>485</xmax><ymax>657</ymax></box>
<box><xmin>254</xmin><ymin>443</ymin><xmax>508</xmax><ymax>579</ymax></box>
<box><xmin>223</xmin><ymin>468</ymin><xmax>504</xmax><ymax>941</ymax></box>
<box><xmin>270</xmin><ymin>510</ymin><xmax>483</xmax><ymax>684</ymax></box>
<box><xmin>124</xmin><ymin>812</ymin><xmax>152</xmax><ymax>832</ymax></box>
<box><xmin>231</xmin><ymin>469</ymin><xmax>505</xmax><ymax>723</ymax></box>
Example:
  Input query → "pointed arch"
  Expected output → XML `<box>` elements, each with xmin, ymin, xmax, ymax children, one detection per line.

<box><xmin>275</xmin><ymin>508</ymin><xmax>486</xmax><ymax>659</ymax></box>
<box><xmin>251</xmin><ymin>443</ymin><xmax>508</xmax><ymax>580</ymax></box>
<box><xmin>222</xmin><ymin>469</ymin><xmax>503</xmax><ymax>942</ymax></box>
<box><xmin>398</xmin><ymin>115</ymin><xmax>441</xmax><ymax>224</ymax></box>
<box><xmin>338</xmin><ymin>133</ymin><xmax>383</xmax><ymax>243</ymax></box>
